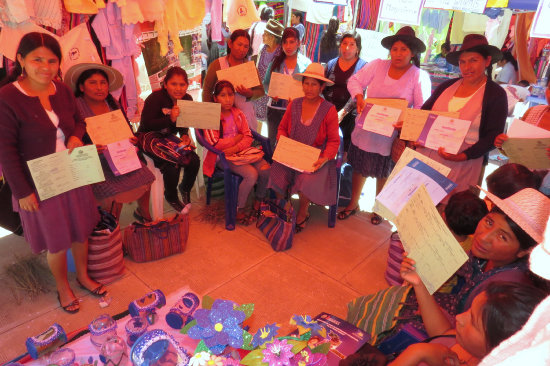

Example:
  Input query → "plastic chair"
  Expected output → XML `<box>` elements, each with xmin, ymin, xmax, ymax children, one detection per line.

<box><xmin>195</xmin><ymin>129</ymin><xmax>273</xmax><ymax>230</ymax></box>
<box><xmin>328</xmin><ymin>133</ymin><xmax>344</xmax><ymax>228</ymax></box>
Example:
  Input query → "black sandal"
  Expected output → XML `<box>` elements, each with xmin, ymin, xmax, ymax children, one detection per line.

<box><xmin>77</xmin><ymin>280</ymin><xmax>108</xmax><ymax>297</ymax></box>
<box><xmin>295</xmin><ymin>215</ymin><xmax>310</xmax><ymax>233</ymax></box>
<box><xmin>337</xmin><ymin>207</ymin><xmax>359</xmax><ymax>220</ymax></box>
<box><xmin>371</xmin><ymin>213</ymin><xmax>383</xmax><ymax>225</ymax></box>
<box><xmin>57</xmin><ymin>293</ymin><xmax>80</xmax><ymax>314</ymax></box>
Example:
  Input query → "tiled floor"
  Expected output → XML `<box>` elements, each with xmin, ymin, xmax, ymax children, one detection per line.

<box><xmin>0</xmin><ymin>187</ymin><xmax>392</xmax><ymax>363</ymax></box>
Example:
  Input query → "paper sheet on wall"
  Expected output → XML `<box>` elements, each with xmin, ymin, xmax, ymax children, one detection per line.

<box><xmin>417</xmin><ymin>115</ymin><xmax>471</xmax><ymax>155</ymax></box>
<box><xmin>359</xmin><ymin>104</ymin><xmax>402</xmax><ymax>137</ymax></box>
<box><xmin>103</xmin><ymin>140</ymin><xmax>142</xmax><ymax>176</ymax></box>
<box><xmin>27</xmin><ymin>145</ymin><xmax>105</xmax><ymax>201</ymax></box>
<box><xmin>176</xmin><ymin>100</ymin><xmax>221</xmax><ymax>129</ymax></box>
<box><xmin>267</xmin><ymin>72</ymin><xmax>305</xmax><ymax>100</ymax></box>
<box><xmin>506</xmin><ymin>118</ymin><xmax>550</xmax><ymax>139</ymax></box>
<box><xmin>377</xmin><ymin>0</ymin><xmax>424</xmax><ymax>26</ymax></box>
<box><xmin>85</xmin><ymin>110</ymin><xmax>134</xmax><ymax>146</ymax></box>
<box><xmin>216</xmin><ymin>61</ymin><xmax>261</xmax><ymax>89</ymax></box>
<box><xmin>401</xmin><ymin>109</ymin><xmax>460</xmax><ymax>142</ymax></box>
<box><xmin>502</xmin><ymin>138</ymin><xmax>550</xmax><ymax>170</ymax></box>
<box><xmin>395</xmin><ymin>185</ymin><xmax>469</xmax><ymax>295</ymax></box>
<box><xmin>374</xmin><ymin>158</ymin><xmax>456</xmax><ymax>221</ymax></box>
<box><xmin>530</xmin><ymin>0</ymin><xmax>550</xmax><ymax>39</ymax></box>
<box><xmin>272</xmin><ymin>135</ymin><xmax>321</xmax><ymax>173</ymax></box>
<box><xmin>424</xmin><ymin>0</ymin><xmax>488</xmax><ymax>14</ymax></box>
<box><xmin>355</xmin><ymin>29</ymin><xmax>389</xmax><ymax>63</ymax></box>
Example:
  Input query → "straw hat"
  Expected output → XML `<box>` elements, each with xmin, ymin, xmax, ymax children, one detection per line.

<box><xmin>293</xmin><ymin>63</ymin><xmax>334</xmax><ymax>86</ymax></box>
<box><xmin>64</xmin><ymin>62</ymin><xmax>124</xmax><ymax>93</ymax></box>
<box><xmin>265</xmin><ymin>19</ymin><xmax>284</xmax><ymax>38</ymax></box>
<box><xmin>479</xmin><ymin>187</ymin><xmax>550</xmax><ymax>244</ymax></box>
<box><xmin>381</xmin><ymin>26</ymin><xmax>426</xmax><ymax>54</ymax></box>
<box><xmin>446</xmin><ymin>34</ymin><xmax>502</xmax><ymax>66</ymax></box>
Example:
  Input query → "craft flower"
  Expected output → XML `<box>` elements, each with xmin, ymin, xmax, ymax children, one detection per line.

<box><xmin>290</xmin><ymin>315</ymin><xmax>324</xmax><ymax>336</ymax></box>
<box><xmin>188</xmin><ymin>299</ymin><xmax>246</xmax><ymax>354</ymax></box>
<box><xmin>252</xmin><ymin>323</ymin><xmax>280</xmax><ymax>347</ymax></box>
<box><xmin>189</xmin><ymin>352</ymin><xmax>212</xmax><ymax>366</ymax></box>
<box><xmin>206</xmin><ymin>355</ymin><xmax>225</xmax><ymax>366</ymax></box>
<box><xmin>222</xmin><ymin>357</ymin><xmax>242</xmax><ymax>366</ymax></box>
<box><xmin>262</xmin><ymin>339</ymin><xmax>294</xmax><ymax>366</ymax></box>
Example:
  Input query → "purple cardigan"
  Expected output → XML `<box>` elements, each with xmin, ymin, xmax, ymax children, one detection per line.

<box><xmin>0</xmin><ymin>80</ymin><xmax>86</xmax><ymax>199</ymax></box>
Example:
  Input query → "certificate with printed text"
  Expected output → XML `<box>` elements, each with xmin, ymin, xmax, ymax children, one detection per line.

<box><xmin>103</xmin><ymin>139</ymin><xmax>142</xmax><ymax>176</ymax></box>
<box><xmin>502</xmin><ymin>138</ymin><xmax>550</xmax><ymax>170</ymax></box>
<box><xmin>401</xmin><ymin>109</ymin><xmax>460</xmax><ymax>141</ymax></box>
<box><xmin>85</xmin><ymin>110</ymin><xmax>134</xmax><ymax>146</ymax></box>
<box><xmin>27</xmin><ymin>145</ymin><xmax>105</xmax><ymax>200</ymax></box>
<box><xmin>216</xmin><ymin>61</ymin><xmax>261</xmax><ymax>89</ymax></box>
<box><xmin>359</xmin><ymin>103</ymin><xmax>401</xmax><ymax>137</ymax></box>
<box><xmin>417</xmin><ymin>115</ymin><xmax>471</xmax><ymax>155</ymax></box>
<box><xmin>267</xmin><ymin>72</ymin><xmax>304</xmax><ymax>100</ymax></box>
<box><xmin>273</xmin><ymin>135</ymin><xmax>321</xmax><ymax>173</ymax></box>
<box><xmin>176</xmin><ymin>100</ymin><xmax>221</xmax><ymax>129</ymax></box>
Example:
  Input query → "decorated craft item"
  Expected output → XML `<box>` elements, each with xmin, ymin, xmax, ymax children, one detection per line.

<box><xmin>100</xmin><ymin>336</ymin><xmax>128</xmax><ymax>366</ymax></box>
<box><xmin>48</xmin><ymin>347</ymin><xmax>75</xmax><ymax>366</ymax></box>
<box><xmin>125</xmin><ymin>317</ymin><xmax>149</xmax><ymax>347</ymax></box>
<box><xmin>252</xmin><ymin>323</ymin><xmax>280</xmax><ymax>347</ymax></box>
<box><xmin>261</xmin><ymin>339</ymin><xmax>294</xmax><ymax>366</ymax></box>
<box><xmin>166</xmin><ymin>291</ymin><xmax>200</xmax><ymax>329</ymax></box>
<box><xmin>25</xmin><ymin>323</ymin><xmax>67</xmax><ymax>359</ymax></box>
<box><xmin>129</xmin><ymin>289</ymin><xmax>166</xmax><ymax>325</ymax></box>
<box><xmin>130</xmin><ymin>329</ymin><xmax>190</xmax><ymax>366</ymax></box>
<box><xmin>89</xmin><ymin>314</ymin><xmax>118</xmax><ymax>349</ymax></box>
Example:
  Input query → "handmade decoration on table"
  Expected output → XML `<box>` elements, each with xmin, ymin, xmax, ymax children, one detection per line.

<box><xmin>130</xmin><ymin>329</ymin><xmax>190</xmax><ymax>366</ymax></box>
<box><xmin>25</xmin><ymin>323</ymin><xmax>67</xmax><ymax>359</ymax></box>
<box><xmin>89</xmin><ymin>314</ymin><xmax>118</xmax><ymax>349</ymax></box>
<box><xmin>129</xmin><ymin>289</ymin><xmax>167</xmax><ymax>325</ymax></box>
<box><xmin>125</xmin><ymin>317</ymin><xmax>149</xmax><ymax>347</ymax></box>
<box><xmin>166</xmin><ymin>292</ymin><xmax>201</xmax><ymax>330</ymax></box>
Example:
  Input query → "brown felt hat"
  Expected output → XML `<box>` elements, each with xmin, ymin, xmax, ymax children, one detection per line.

<box><xmin>265</xmin><ymin>19</ymin><xmax>284</xmax><ymax>38</ymax></box>
<box><xmin>446</xmin><ymin>34</ymin><xmax>502</xmax><ymax>66</ymax></box>
<box><xmin>381</xmin><ymin>26</ymin><xmax>426</xmax><ymax>54</ymax></box>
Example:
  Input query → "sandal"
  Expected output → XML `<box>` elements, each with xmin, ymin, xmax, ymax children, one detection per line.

<box><xmin>77</xmin><ymin>279</ymin><xmax>108</xmax><ymax>297</ymax></box>
<box><xmin>57</xmin><ymin>292</ymin><xmax>80</xmax><ymax>314</ymax></box>
<box><xmin>337</xmin><ymin>207</ymin><xmax>359</xmax><ymax>220</ymax></box>
<box><xmin>295</xmin><ymin>215</ymin><xmax>310</xmax><ymax>233</ymax></box>
<box><xmin>236</xmin><ymin>210</ymin><xmax>253</xmax><ymax>226</ymax></box>
<box><xmin>371</xmin><ymin>213</ymin><xmax>383</xmax><ymax>225</ymax></box>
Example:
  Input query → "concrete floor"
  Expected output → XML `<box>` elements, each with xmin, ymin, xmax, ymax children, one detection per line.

<box><xmin>0</xmin><ymin>185</ymin><xmax>392</xmax><ymax>363</ymax></box>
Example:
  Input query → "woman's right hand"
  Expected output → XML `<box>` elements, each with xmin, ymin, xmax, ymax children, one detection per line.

<box><xmin>494</xmin><ymin>133</ymin><xmax>508</xmax><ymax>148</ymax></box>
<box><xmin>356</xmin><ymin>95</ymin><xmax>365</xmax><ymax>114</ymax></box>
<box><xmin>170</xmin><ymin>105</ymin><xmax>180</xmax><ymax>123</ymax></box>
<box><xmin>19</xmin><ymin>192</ymin><xmax>39</xmax><ymax>212</ymax></box>
<box><xmin>400</xmin><ymin>253</ymin><xmax>422</xmax><ymax>286</ymax></box>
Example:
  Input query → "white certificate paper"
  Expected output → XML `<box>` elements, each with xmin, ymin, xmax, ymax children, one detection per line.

<box><xmin>216</xmin><ymin>61</ymin><xmax>261</xmax><ymax>89</ymax></box>
<box><xmin>85</xmin><ymin>110</ymin><xmax>134</xmax><ymax>146</ymax></box>
<box><xmin>417</xmin><ymin>115</ymin><xmax>471</xmax><ymax>155</ymax></box>
<box><xmin>103</xmin><ymin>139</ymin><xmax>142</xmax><ymax>176</ymax></box>
<box><xmin>27</xmin><ymin>145</ymin><xmax>105</xmax><ymax>200</ymax></box>
<box><xmin>273</xmin><ymin>135</ymin><xmax>321</xmax><ymax>173</ymax></box>
<box><xmin>176</xmin><ymin>100</ymin><xmax>221</xmax><ymax>129</ymax></box>
<box><xmin>359</xmin><ymin>103</ymin><xmax>401</xmax><ymax>137</ymax></box>
<box><xmin>267</xmin><ymin>72</ymin><xmax>304</xmax><ymax>100</ymax></box>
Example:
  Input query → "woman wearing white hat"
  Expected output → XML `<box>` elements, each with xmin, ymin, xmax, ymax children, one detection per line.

<box><xmin>268</xmin><ymin>63</ymin><xmax>340</xmax><ymax>232</ymax></box>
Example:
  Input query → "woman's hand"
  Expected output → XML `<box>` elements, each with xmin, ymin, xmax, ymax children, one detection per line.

<box><xmin>393</xmin><ymin>120</ymin><xmax>404</xmax><ymax>130</ymax></box>
<box><xmin>180</xmin><ymin>135</ymin><xmax>192</xmax><ymax>146</ymax></box>
<box><xmin>400</xmin><ymin>254</ymin><xmax>422</xmax><ymax>287</ymax></box>
<box><xmin>170</xmin><ymin>105</ymin><xmax>180</xmax><ymax>123</ymax></box>
<box><xmin>356</xmin><ymin>95</ymin><xmax>365</xmax><ymax>114</ymax></box>
<box><xmin>312</xmin><ymin>156</ymin><xmax>329</xmax><ymax>172</ymax></box>
<box><xmin>96</xmin><ymin>144</ymin><xmax>107</xmax><ymax>154</ymax></box>
<box><xmin>67</xmin><ymin>136</ymin><xmax>83</xmax><ymax>153</ymax></box>
<box><xmin>236</xmin><ymin>85</ymin><xmax>253</xmax><ymax>98</ymax></box>
<box><xmin>438</xmin><ymin>147</ymin><xmax>467</xmax><ymax>162</ymax></box>
<box><xmin>494</xmin><ymin>133</ymin><xmax>508</xmax><ymax>148</ymax></box>
<box><xmin>129</xmin><ymin>136</ymin><xmax>139</xmax><ymax>145</ymax></box>
<box><xmin>19</xmin><ymin>192</ymin><xmax>39</xmax><ymax>212</ymax></box>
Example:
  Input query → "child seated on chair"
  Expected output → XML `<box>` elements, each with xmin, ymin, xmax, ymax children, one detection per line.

<box><xmin>202</xmin><ymin>80</ymin><xmax>271</xmax><ymax>225</ymax></box>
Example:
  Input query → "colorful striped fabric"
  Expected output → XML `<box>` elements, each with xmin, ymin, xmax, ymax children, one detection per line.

<box><xmin>88</xmin><ymin>225</ymin><xmax>125</xmax><ymax>284</ymax></box>
<box><xmin>346</xmin><ymin>285</ymin><xmax>411</xmax><ymax>345</ymax></box>
<box><xmin>356</xmin><ymin>0</ymin><xmax>381</xmax><ymax>30</ymax></box>
<box><xmin>304</xmin><ymin>21</ymin><xmax>327</xmax><ymax>62</ymax></box>
<box><xmin>385</xmin><ymin>232</ymin><xmax>405</xmax><ymax>286</ymax></box>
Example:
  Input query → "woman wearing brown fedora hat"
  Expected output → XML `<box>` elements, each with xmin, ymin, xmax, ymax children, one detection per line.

<box><xmin>339</xmin><ymin>26</ymin><xmax>432</xmax><ymax>224</ymax></box>
<box><xmin>268</xmin><ymin>63</ymin><xmax>340</xmax><ymax>233</ymax></box>
<box><xmin>416</xmin><ymin>34</ymin><xmax>507</xmax><ymax>203</ymax></box>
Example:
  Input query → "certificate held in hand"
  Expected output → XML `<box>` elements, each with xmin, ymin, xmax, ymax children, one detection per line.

<box><xmin>358</xmin><ymin>103</ymin><xmax>402</xmax><ymax>137</ymax></box>
<box><xmin>272</xmin><ymin>135</ymin><xmax>321</xmax><ymax>173</ymax></box>
<box><xmin>85</xmin><ymin>110</ymin><xmax>134</xmax><ymax>146</ymax></box>
<box><xmin>267</xmin><ymin>72</ymin><xmax>304</xmax><ymax>100</ymax></box>
<box><xmin>216</xmin><ymin>61</ymin><xmax>261</xmax><ymax>89</ymax></box>
<box><xmin>176</xmin><ymin>100</ymin><xmax>221</xmax><ymax>129</ymax></box>
<box><xmin>417</xmin><ymin>114</ymin><xmax>471</xmax><ymax>155</ymax></box>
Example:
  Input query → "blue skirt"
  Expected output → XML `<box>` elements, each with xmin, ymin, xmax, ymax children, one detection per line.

<box><xmin>347</xmin><ymin>143</ymin><xmax>395</xmax><ymax>179</ymax></box>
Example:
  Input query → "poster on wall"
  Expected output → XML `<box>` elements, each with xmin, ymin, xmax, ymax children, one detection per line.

<box><xmin>377</xmin><ymin>0</ymin><xmax>424</xmax><ymax>26</ymax></box>
<box><xmin>424</xmin><ymin>0</ymin><xmax>488</xmax><ymax>14</ymax></box>
<box><xmin>530</xmin><ymin>0</ymin><xmax>550</xmax><ymax>39</ymax></box>
<box><xmin>355</xmin><ymin>29</ymin><xmax>390</xmax><ymax>62</ymax></box>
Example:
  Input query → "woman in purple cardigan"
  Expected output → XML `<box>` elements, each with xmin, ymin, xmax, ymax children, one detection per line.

<box><xmin>0</xmin><ymin>33</ymin><xmax>105</xmax><ymax>314</ymax></box>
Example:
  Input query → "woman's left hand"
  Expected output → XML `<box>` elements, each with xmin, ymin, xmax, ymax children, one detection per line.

<box><xmin>393</xmin><ymin>120</ymin><xmax>403</xmax><ymax>130</ymax></box>
<box><xmin>67</xmin><ymin>136</ymin><xmax>83</xmax><ymax>153</ymax></box>
<box><xmin>236</xmin><ymin>85</ymin><xmax>253</xmax><ymax>98</ymax></box>
<box><xmin>438</xmin><ymin>147</ymin><xmax>467</xmax><ymax>162</ymax></box>
<box><xmin>129</xmin><ymin>136</ymin><xmax>139</xmax><ymax>145</ymax></box>
<box><xmin>312</xmin><ymin>156</ymin><xmax>329</xmax><ymax>172</ymax></box>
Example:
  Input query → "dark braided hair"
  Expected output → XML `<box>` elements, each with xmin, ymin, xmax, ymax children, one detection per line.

<box><xmin>74</xmin><ymin>68</ymin><xmax>119</xmax><ymax>112</ymax></box>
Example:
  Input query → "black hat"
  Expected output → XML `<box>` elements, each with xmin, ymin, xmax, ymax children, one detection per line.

<box><xmin>446</xmin><ymin>34</ymin><xmax>502</xmax><ymax>66</ymax></box>
<box><xmin>381</xmin><ymin>26</ymin><xmax>426</xmax><ymax>54</ymax></box>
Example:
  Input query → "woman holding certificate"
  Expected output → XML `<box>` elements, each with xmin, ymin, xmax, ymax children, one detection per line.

<box><xmin>65</xmin><ymin>63</ymin><xmax>155</xmax><ymax>222</ymax></box>
<box><xmin>269</xmin><ymin>63</ymin><xmax>340</xmax><ymax>233</ymax></box>
<box><xmin>338</xmin><ymin>26</ymin><xmax>431</xmax><ymax>224</ymax></box>
<box><xmin>417</xmin><ymin>35</ymin><xmax>507</xmax><ymax>200</ymax></box>
<box><xmin>0</xmin><ymin>33</ymin><xmax>105</xmax><ymax>313</ymax></box>
<box><xmin>264</xmin><ymin>27</ymin><xmax>312</xmax><ymax>148</ymax></box>
<box><xmin>202</xmin><ymin>29</ymin><xmax>265</xmax><ymax>132</ymax></box>
<box><xmin>139</xmin><ymin>67</ymin><xmax>201</xmax><ymax>212</ymax></box>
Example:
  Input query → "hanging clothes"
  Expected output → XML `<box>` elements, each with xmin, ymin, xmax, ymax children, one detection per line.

<box><xmin>225</xmin><ymin>0</ymin><xmax>259</xmax><ymax>32</ymax></box>
<box><xmin>303</xmin><ymin>22</ymin><xmax>327</xmax><ymax>63</ymax></box>
<box><xmin>63</xmin><ymin>0</ymin><xmax>105</xmax><ymax>14</ymax></box>
<box><xmin>356</xmin><ymin>0</ymin><xmax>380</xmax><ymax>30</ymax></box>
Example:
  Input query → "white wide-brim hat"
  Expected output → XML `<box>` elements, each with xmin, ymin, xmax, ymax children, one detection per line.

<box><xmin>293</xmin><ymin>63</ymin><xmax>334</xmax><ymax>86</ymax></box>
<box><xmin>64</xmin><ymin>62</ymin><xmax>124</xmax><ymax>93</ymax></box>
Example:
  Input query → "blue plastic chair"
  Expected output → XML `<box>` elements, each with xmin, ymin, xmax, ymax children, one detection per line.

<box><xmin>195</xmin><ymin>129</ymin><xmax>273</xmax><ymax>231</ymax></box>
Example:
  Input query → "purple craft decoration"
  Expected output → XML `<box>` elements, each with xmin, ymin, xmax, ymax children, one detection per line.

<box><xmin>291</xmin><ymin>315</ymin><xmax>323</xmax><ymax>336</ymax></box>
<box><xmin>262</xmin><ymin>339</ymin><xmax>294</xmax><ymax>366</ymax></box>
<box><xmin>252</xmin><ymin>323</ymin><xmax>280</xmax><ymax>347</ymax></box>
<box><xmin>187</xmin><ymin>300</ymin><xmax>246</xmax><ymax>355</ymax></box>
